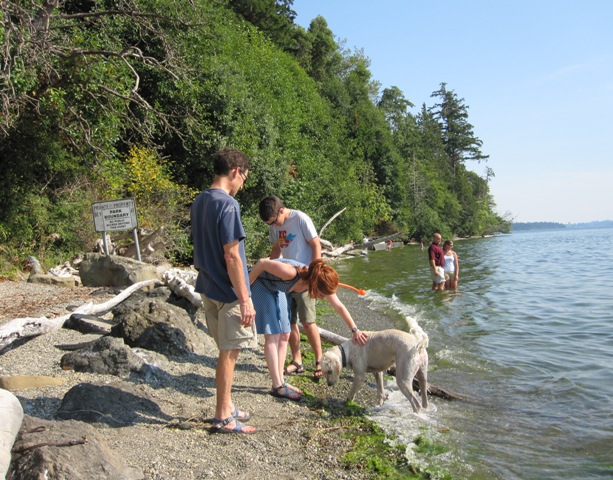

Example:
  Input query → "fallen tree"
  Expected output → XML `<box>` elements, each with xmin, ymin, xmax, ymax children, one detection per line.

<box><xmin>0</xmin><ymin>279</ymin><xmax>160</xmax><ymax>352</ymax></box>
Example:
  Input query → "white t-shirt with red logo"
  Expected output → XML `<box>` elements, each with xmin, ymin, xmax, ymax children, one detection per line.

<box><xmin>269</xmin><ymin>210</ymin><xmax>318</xmax><ymax>265</ymax></box>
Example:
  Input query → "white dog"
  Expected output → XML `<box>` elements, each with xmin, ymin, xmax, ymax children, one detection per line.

<box><xmin>320</xmin><ymin>327</ymin><xmax>429</xmax><ymax>413</ymax></box>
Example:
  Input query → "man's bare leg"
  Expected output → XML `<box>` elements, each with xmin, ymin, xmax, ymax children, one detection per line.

<box><xmin>215</xmin><ymin>349</ymin><xmax>255</xmax><ymax>433</ymax></box>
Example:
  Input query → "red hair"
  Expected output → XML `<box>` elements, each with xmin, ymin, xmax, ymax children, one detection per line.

<box><xmin>297</xmin><ymin>259</ymin><xmax>339</xmax><ymax>298</ymax></box>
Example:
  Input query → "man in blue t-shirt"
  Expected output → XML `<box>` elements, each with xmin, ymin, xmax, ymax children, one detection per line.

<box><xmin>191</xmin><ymin>147</ymin><xmax>256</xmax><ymax>434</ymax></box>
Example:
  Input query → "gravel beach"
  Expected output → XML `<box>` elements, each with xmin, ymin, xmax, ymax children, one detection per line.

<box><xmin>0</xmin><ymin>279</ymin><xmax>403</xmax><ymax>479</ymax></box>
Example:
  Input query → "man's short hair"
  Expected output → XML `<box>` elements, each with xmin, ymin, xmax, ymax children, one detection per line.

<box><xmin>213</xmin><ymin>147</ymin><xmax>250</xmax><ymax>175</ymax></box>
<box><xmin>259</xmin><ymin>195</ymin><xmax>284</xmax><ymax>222</ymax></box>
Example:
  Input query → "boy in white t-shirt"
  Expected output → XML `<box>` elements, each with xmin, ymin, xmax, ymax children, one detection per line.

<box><xmin>258</xmin><ymin>196</ymin><xmax>323</xmax><ymax>380</ymax></box>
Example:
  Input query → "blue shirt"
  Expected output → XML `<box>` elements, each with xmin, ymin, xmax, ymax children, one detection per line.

<box><xmin>190</xmin><ymin>188</ymin><xmax>250</xmax><ymax>303</ymax></box>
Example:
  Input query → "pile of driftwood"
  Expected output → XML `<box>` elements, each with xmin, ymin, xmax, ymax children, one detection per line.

<box><xmin>94</xmin><ymin>226</ymin><xmax>169</xmax><ymax>260</ymax></box>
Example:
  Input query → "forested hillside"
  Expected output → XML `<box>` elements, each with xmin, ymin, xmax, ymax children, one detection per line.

<box><xmin>0</xmin><ymin>0</ymin><xmax>510</xmax><ymax>274</ymax></box>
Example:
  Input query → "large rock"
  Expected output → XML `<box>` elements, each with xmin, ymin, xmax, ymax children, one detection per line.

<box><xmin>55</xmin><ymin>381</ymin><xmax>172</xmax><ymax>426</ymax></box>
<box><xmin>27</xmin><ymin>273</ymin><xmax>78</xmax><ymax>287</ymax></box>
<box><xmin>9</xmin><ymin>415</ymin><xmax>144</xmax><ymax>479</ymax></box>
<box><xmin>79</xmin><ymin>253</ymin><xmax>159</xmax><ymax>287</ymax></box>
<box><xmin>110</xmin><ymin>287</ymin><xmax>214</xmax><ymax>357</ymax></box>
<box><xmin>59</xmin><ymin>336</ymin><xmax>157</xmax><ymax>378</ymax></box>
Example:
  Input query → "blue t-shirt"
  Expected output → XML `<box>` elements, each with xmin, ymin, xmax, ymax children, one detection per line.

<box><xmin>190</xmin><ymin>188</ymin><xmax>250</xmax><ymax>303</ymax></box>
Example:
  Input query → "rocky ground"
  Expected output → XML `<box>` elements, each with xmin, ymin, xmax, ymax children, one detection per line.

<box><xmin>0</xmin><ymin>279</ymin><xmax>407</xmax><ymax>480</ymax></box>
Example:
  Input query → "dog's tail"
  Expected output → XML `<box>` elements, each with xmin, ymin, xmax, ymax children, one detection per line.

<box><xmin>406</xmin><ymin>316</ymin><xmax>429</xmax><ymax>351</ymax></box>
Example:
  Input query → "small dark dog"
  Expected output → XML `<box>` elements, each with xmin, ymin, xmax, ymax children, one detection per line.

<box><xmin>320</xmin><ymin>327</ymin><xmax>429</xmax><ymax>413</ymax></box>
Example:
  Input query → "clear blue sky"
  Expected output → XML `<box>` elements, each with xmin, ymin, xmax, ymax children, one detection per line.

<box><xmin>292</xmin><ymin>0</ymin><xmax>613</xmax><ymax>224</ymax></box>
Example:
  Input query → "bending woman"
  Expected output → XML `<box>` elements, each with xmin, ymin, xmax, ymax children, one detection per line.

<box><xmin>250</xmin><ymin>258</ymin><xmax>368</xmax><ymax>397</ymax></box>
<box><xmin>250</xmin><ymin>262</ymin><xmax>301</xmax><ymax>400</ymax></box>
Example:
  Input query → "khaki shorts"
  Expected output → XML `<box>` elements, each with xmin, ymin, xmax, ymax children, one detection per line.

<box><xmin>290</xmin><ymin>290</ymin><xmax>317</xmax><ymax>325</ymax></box>
<box><xmin>201</xmin><ymin>295</ymin><xmax>257</xmax><ymax>351</ymax></box>
<box><xmin>431</xmin><ymin>267</ymin><xmax>445</xmax><ymax>284</ymax></box>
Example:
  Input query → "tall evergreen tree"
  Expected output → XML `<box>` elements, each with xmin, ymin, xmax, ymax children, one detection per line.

<box><xmin>430</xmin><ymin>83</ymin><xmax>489</xmax><ymax>176</ymax></box>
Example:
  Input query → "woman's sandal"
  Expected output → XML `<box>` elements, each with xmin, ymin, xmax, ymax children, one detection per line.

<box><xmin>269</xmin><ymin>382</ymin><xmax>302</xmax><ymax>401</ymax></box>
<box><xmin>284</xmin><ymin>361</ymin><xmax>304</xmax><ymax>375</ymax></box>
<box><xmin>212</xmin><ymin>416</ymin><xmax>255</xmax><ymax>434</ymax></box>
<box><xmin>313</xmin><ymin>361</ymin><xmax>323</xmax><ymax>382</ymax></box>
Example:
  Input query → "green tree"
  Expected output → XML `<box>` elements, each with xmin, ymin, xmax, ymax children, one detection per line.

<box><xmin>227</xmin><ymin>0</ymin><xmax>297</xmax><ymax>50</ymax></box>
<box><xmin>430</xmin><ymin>83</ymin><xmax>489</xmax><ymax>176</ymax></box>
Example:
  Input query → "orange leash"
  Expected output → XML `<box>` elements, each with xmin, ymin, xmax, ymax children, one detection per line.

<box><xmin>338</xmin><ymin>282</ymin><xmax>367</xmax><ymax>296</ymax></box>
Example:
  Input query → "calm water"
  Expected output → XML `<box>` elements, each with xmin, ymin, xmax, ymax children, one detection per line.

<box><xmin>334</xmin><ymin>228</ymin><xmax>613</xmax><ymax>479</ymax></box>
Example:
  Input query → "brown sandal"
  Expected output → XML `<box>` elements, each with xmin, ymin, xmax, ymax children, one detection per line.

<box><xmin>313</xmin><ymin>361</ymin><xmax>323</xmax><ymax>382</ymax></box>
<box><xmin>284</xmin><ymin>361</ymin><xmax>304</xmax><ymax>375</ymax></box>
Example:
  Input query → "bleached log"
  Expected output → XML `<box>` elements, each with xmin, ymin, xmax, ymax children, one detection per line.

<box><xmin>0</xmin><ymin>279</ymin><xmax>160</xmax><ymax>352</ymax></box>
<box><xmin>94</xmin><ymin>236</ymin><xmax>115</xmax><ymax>255</ymax></box>
<box><xmin>322</xmin><ymin>243</ymin><xmax>355</xmax><ymax>258</ymax></box>
<box><xmin>123</xmin><ymin>226</ymin><xmax>164</xmax><ymax>258</ymax></box>
<box><xmin>0</xmin><ymin>388</ymin><xmax>23</xmax><ymax>479</ymax></box>
<box><xmin>48</xmin><ymin>261</ymin><xmax>79</xmax><ymax>277</ymax></box>
<box><xmin>162</xmin><ymin>271</ymin><xmax>203</xmax><ymax>309</ymax></box>
<box><xmin>319</xmin><ymin>238</ymin><xmax>334</xmax><ymax>250</ymax></box>
<box><xmin>318</xmin><ymin>208</ymin><xmax>346</xmax><ymax>238</ymax></box>
<box><xmin>314</xmin><ymin>326</ymin><xmax>347</xmax><ymax>345</ymax></box>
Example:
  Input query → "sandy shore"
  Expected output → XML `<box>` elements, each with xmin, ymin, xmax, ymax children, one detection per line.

<box><xmin>0</xmin><ymin>280</ymin><xmax>403</xmax><ymax>479</ymax></box>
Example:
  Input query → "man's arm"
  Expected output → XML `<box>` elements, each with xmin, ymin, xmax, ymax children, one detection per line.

<box><xmin>224</xmin><ymin>240</ymin><xmax>255</xmax><ymax>326</ymax></box>
<box><xmin>308</xmin><ymin>236</ymin><xmax>321</xmax><ymax>261</ymax></box>
<box><xmin>269</xmin><ymin>243</ymin><xmax>282</xmax><ymax>260</ymax></box>
<box><xmin>429</xmin><ymin>258</ymin><xmax>437</xmax><ymax>272</ymax></box>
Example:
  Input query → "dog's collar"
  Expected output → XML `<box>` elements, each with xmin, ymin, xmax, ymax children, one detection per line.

<box><xmin>339</xmin><ymin>345</ymin><xmax>347</xmax><ymax>368</ymax></box>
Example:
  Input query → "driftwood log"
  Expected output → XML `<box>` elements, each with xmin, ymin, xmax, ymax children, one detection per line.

<box><xmin>0</xmin><ymin>388</ymin><xmax>23</xmax><ymax>478</ymax></box>
<box><xmin>0</xmin><ymin>279</ymin><xmax>160</xmax><ymax>352</ymax></box>
<box><xmin>318</xmin><ymin>208</ymin><xmax>346</xmax><ymax>238</ymax></box>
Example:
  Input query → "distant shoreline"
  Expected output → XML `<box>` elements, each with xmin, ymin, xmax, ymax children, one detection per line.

<box><xmin>512</xmin><ymin>220</ymin><xmax>613</xmax><ymax>231</ymax></box>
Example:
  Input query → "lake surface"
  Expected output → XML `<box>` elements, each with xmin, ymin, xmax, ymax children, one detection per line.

<box><xmin>334</xmin><ymin>228</ymin><xmax>613</xmax><ymax>479</ymax></box>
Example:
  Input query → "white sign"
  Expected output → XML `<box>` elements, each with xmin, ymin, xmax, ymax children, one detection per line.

<box><xmin>92</xmin><ymin>198</ymin><xmax>138</xmax><ymax>232</ymax></box>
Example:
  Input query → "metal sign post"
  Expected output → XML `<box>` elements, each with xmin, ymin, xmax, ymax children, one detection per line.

<box><xmin>92</xmin><ymin>198</ymin><xmax>141</xmax><ymax>261</ymax></box>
